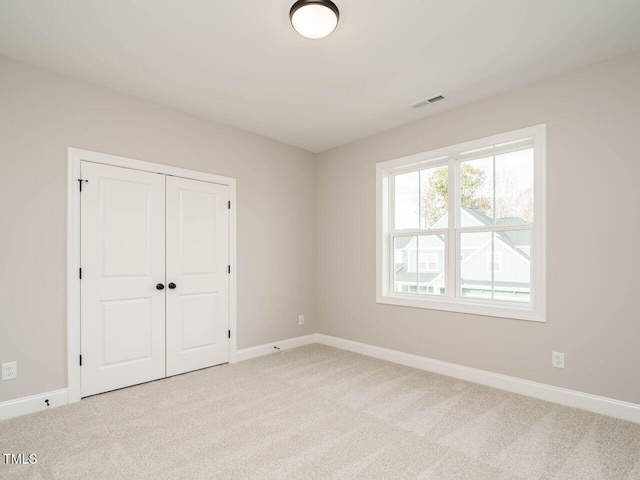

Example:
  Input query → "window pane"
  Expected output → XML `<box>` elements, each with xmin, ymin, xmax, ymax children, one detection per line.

<box><xmin>393</xmin><ymin>236</ymin><xmax>417</xmax><ymax>293</ymax></box>
<box><xmin>460</xmin><ymin>231</ymin><xmax>492</xmax><ymax>299</ymax></box>
<box><xmin>420</xmin><ymin>165</ymin><xmax>448</xmax><ymax>229</ymax></box>
<box><xmin>459</xmin><ymin>157</ymin><xmax>493</xmax><ymax>226</ymax></box>
<box><xmin>418</xmin><ymin>235</ymin><xmax>446</xmax><ymax>295</ymax></box>
<box><xmin>394</xmin><ymin>171</ymin><xmax>419</xmax><ymax>230</ymax></box>
<box><xmin>460</xmin><ymin>230</ymin><xmax>531</xmax><ymax>302</ymax></box>
<box><xmin>493</xmin><ymin>230</ymin><xmax>531</xmax><ymax>302</ymax></box>
<box><xmin>495</xmin><ymin>148</ymin><xmax>534</xmax><ymax>224</ymax></box>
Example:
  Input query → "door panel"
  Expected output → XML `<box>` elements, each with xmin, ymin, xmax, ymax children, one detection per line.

<box><xmin>166</xmin><ymin>177</ymin><xmax>229</xmax><ymax>376</ymax></box>
<box><xmin>179</xmin><ymin>189</ymin><xmax>218</xmax><ymax>274</ymax></box>
<box><xmin>80</xmin><ymin>162</ymin><xmax>166</xmax><ymax>397</ymax></box>
<box><xmin>101</xmin><ymin>180</ymin><xmax>153</xmax><ymax>277</ymax></box>
<box><xmin>100</xmin><ymin>298</ymin><xmax>152</xmax><ymax>366</ymax></box>
<box><xmin>180</xmin><ymin>293</ymin><xmax>218</xmax><ymax>350</ymax></box>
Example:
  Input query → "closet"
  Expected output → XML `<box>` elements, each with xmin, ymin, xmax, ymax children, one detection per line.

<box><xmin>79</xmin><ymin>161</ymin><xmax>229</xmax><ymax>397</ymax></box>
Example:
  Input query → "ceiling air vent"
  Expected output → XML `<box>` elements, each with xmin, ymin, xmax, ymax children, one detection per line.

<box><xmin>411</xmin><ymin>94</ymin><xmax>445</xmax><ymax>109</ymax></box>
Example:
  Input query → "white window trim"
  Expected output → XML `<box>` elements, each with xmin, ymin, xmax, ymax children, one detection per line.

<box><xmin>376</xmin><ymin>125</ymin><xmax>546</xmax><ymax>322</ymax></box>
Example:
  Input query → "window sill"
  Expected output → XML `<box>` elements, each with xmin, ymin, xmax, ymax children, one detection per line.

<box><xmin>376</xmin><ymin>293</ymin><xmax>545</xmax><ymax>323</ymax></box>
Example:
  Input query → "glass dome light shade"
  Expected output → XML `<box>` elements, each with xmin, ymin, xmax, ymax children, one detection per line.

<box><xmin>290</xmin><ymin>0</ymin><xmax>339</xmax><ymax>39</ymax></box>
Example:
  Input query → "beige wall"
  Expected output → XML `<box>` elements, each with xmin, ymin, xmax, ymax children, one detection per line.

<box><xmin>3</xmin><ymin>50</ymin><xmax>640</xmax><ymax>407</ymax></box>
<box><xmin>0</xmin><ymin>55</ymin><xmax>317</xmax><ymax>402</ymax></box>
<box><xmin>316</xmin><ymin>51</ymin><xmax>640</xmax><ymax>404</ymax></box>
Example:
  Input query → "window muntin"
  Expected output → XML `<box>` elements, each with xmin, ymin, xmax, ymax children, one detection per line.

<box><xmin>377</xmin><ymin>125</ymin><xmax>545</xmax><ymax>321</ymax></box>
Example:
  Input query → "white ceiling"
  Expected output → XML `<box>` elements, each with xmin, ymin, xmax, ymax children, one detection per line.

<box><xmin>1</xmin><ymin>1</ymin><xmax>640</xmax><ymax>152</ymax></box>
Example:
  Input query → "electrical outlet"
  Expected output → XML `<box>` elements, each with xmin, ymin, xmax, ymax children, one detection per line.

<box><xmin>2</xmin><ymin>361</ymin><xmax>17</xmax><ymax>380</ymax></box>
<box><xmin>298</xmin><ymin>314</ymin><xmax>304</xmax><ymax>325</ymax></box>
<box><xmin>552</xmin><ymin>352</ymin><xmax>565</xmax><ymax>369</ymax></box>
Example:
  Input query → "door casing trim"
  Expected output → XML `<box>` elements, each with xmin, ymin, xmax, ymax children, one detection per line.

<box><xmin>67</xmin><ymin>147</ymin><xmax>238</xmax><ymax>403</ymax></box>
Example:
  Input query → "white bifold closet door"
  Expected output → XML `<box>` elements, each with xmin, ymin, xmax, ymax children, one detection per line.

<box><xmin>80</xmin><ymin>162</ymin><xmax>167</xmax><ymax>397</ymax></box>
<box><xmin>165</xmin><ymin>176</ymin><xmax>229</xmax><ymax>376</ymax></box>
<box><xmin>80</xmin><ymin>161</ymin><xmax>229</xmax><ymax>397</ymax></box>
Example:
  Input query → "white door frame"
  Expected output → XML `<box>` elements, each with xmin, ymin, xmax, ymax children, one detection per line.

<box><xmin>66</xmin><ymin>147</ymin><xmax>238</xmax><ymax>404</ymax></box>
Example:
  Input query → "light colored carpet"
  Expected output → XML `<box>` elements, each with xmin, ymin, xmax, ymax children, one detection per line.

<box><xmin>1</xmin><ymin>344</ymin><xmax>640</xmax><ymax>480</ymax></box>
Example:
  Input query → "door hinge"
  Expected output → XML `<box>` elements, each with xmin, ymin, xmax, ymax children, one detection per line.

<box><xmin>228</xmin><ymin>200</ymin><xmax>231</xmax><ymax>209</ymax></box>
<box><xmin>228</xmin><ymin>265</ymin><xmax>231</xmax><ymax>274</ymax></box>
<box><xmin>79</xmin><ymin>268</ymin><xmax>82</xmax><ymax>280</ymax></box>
<box><xmin>228</xmin><ymin>330</ymin><xmax>231</xmax><ymax>339</ymax></box>
<box><xmin>79</xmin><ymin>355</ymin><xmax>82</xmax><ymax>366</ymax></box>
<box><xmin>78</xmin><ymin>179</ymin><xmax>88</xmax><ymax>192</ymax></box>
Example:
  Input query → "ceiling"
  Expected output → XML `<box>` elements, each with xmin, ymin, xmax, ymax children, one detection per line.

<box><xmin>1</xmin><ymin>1</ymin><xmax>640</xmax><ymax>153</ymax></box>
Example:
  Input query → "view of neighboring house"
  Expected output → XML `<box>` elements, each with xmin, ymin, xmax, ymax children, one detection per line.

<box><xmin>394</xmin><ymin>206</ymin><xmax>531</xmax><ymax>301</ymax></box>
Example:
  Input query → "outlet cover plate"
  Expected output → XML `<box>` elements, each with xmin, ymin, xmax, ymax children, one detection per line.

<box><xmin>552</xmin><ymin>352</ymin><xmax>565</xmax><ymax>369</ymax></box>
<box><xmin>298</xmin><ymin>315</ymin><xmax>304</xmax><ymax>325</ymax></box>
<box><xmin>2</xmin><ymin>361</ymin><xmax>17</xmax><ymax>380</ymax></box>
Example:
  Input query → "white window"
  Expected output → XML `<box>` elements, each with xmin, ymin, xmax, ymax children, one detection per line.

<box><xmin>487</xmin><ymin>252</ymin><xmax>502</xmax><ymax>273</ymax></box>
<box><xmin>376</xmin><ymin>125</ymin><xmax>546</xmax><ymax>321</ymax></box>
<box><xmin>419</xmin><ymin>253</ymin><xmax>438</xmax><ymax>271</ymax></box>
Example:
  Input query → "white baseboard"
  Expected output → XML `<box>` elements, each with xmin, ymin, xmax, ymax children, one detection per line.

<box><xmin>3</xmin><ymin>334</ymin><xmax>639</xmax><ymax>425</ymax></box>
<box><xmin>316</xmin><ymin>334</ymin><xmax>640</xmax><ymax>424</ymax></box>
<box><xmin>236</xmin><ymin>333</ymin><xmax>319</xmax><ymax>362</ymax></box>
<box><xmin>1</xmin><ymin>334</ymin><xmax>318</xmax><ymax>422</ymax></box>
<box><xmin>0</xmin><ymin>389</ymin><xmax>68</xmax><ymax>422</ymax></box>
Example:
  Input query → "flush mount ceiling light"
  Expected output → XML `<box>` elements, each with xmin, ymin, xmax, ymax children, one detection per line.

<box><xmin>290</xmin><ymin>0</ymin><xmax>339</xmax><ymax>39</ymax></box>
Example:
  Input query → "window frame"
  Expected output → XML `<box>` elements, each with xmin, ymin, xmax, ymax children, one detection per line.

<box><xmin>376</xmin><ymin>125</ymin><xmax>546</xmax><ymax>322</ymax></box>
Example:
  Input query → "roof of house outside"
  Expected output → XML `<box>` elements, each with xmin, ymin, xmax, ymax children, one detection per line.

<box><xmin>393</xmin><ymin>267</ymin><xmax>442</xmax><ymax>284</ymax></box>
<box><xmin>393</xmin><ymin>208</ymin><xmax>530</xmax><ymax>258</ymax></box>
<box><xmin>461</xmin><ymin>207</ymin><xmax>530</xmax><ymax>259</ymax></box>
